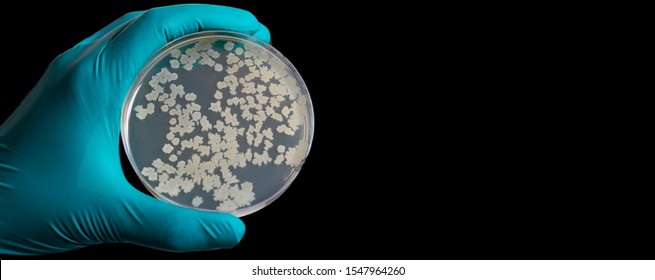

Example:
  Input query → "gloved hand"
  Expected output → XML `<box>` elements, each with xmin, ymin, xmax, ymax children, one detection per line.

<box><xmin>0</xmin><ymin>4</ymin><xmax>270</xmax><ymax>255</ymax></box>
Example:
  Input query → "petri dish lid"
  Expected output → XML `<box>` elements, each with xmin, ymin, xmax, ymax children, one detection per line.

<box><xmin>121</xmin><ymin>31</ymin><xmax>314</xmax><ymax>217</ymax></box>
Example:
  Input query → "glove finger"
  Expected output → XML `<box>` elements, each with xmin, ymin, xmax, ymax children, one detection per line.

<box><xmin>56</xmin><ymin>11</ymin><xmax>144</xmax><ymax>62</ymax></box>
<box><xmin>252</xmin><ymin>23</ymin><xmax>271</xmax><ymax>44</ymax></box>
<box><xmin>79</xmin><ymin>11</ymin><xmax>144</xmax><ymax>47</ymax></box>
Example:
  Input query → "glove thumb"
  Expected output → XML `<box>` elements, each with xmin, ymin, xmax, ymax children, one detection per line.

<box><xmin>110</xmin><ymin>182</ymin><xmax>245</xmax><ymax>252</ymax></box>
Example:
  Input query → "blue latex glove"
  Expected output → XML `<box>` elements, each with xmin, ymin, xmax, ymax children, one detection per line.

<box><xmin>0</xmin><ymin>4</ymin><xmax>270</xmax><ymax>255</ymax></box>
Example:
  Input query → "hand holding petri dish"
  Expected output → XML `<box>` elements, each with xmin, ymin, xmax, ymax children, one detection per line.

<box><xmin>121</xmin><ymin>31</ymin><xmax>314</xmax><ymax>217</ymax></box>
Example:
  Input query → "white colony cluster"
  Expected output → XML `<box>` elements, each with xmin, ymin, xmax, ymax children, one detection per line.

<box><xmin>133</xmin><ymin>38</ymin><xmax>309</xmax><ymax>212</ymax></box>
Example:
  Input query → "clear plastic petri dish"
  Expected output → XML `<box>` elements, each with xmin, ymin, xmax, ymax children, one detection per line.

<box><xmin>121</xmin><ymin>31</ymin><xmax>314</xmax><ymax>217</ymax></box>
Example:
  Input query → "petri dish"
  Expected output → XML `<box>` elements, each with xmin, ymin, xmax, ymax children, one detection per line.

<box><xmin>121</xmin><ymin>31</ymin><xmax>314</xmax><ymax>217</ymax></box>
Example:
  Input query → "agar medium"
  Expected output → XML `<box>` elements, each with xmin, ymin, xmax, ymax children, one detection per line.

<box><xmin>121</xmin><ymin>31</ymin><xmax>313</xmax><ymax>217</ymax></box>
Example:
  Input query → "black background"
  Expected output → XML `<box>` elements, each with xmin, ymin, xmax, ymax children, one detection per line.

<box><xmin>2</xmin><ymin>1</ymin><xmax>653</xmax><ymax>259</ymax></box>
